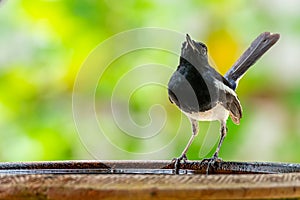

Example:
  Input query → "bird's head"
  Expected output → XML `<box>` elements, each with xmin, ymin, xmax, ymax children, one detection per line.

<box><xmin>181</xmin><ymin>34</ymin><xmax>209</xmax><ymax>67</ymax></box>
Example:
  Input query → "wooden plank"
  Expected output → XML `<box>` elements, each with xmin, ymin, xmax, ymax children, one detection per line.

<box><xmin>0</xmin><ymin>173</ymin><xmax>299</xmax><ymax>199</ymax></box>
<box><xmin>0</xmin><ymin>160</ymin><xmax>300</xmax><ymax>199</ymax></box>
<box><xmin>1</xmin><ymin>160</ymin><xmax>300</xmax><ymax>174</ymax></box>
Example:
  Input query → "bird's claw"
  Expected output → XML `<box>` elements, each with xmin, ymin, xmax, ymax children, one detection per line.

<box><xmin>201</xmin><ymin>155</ymin><xmax>222</xmax><ymax>163</ymax></box>
<box><xmin>172</xmin><ymin>154</ymin><xmax>187</xmax><ymax>163</ymax></box>
<box><xmin>172</xmin><ymin>154</ymin><xmax>188</xmax><ymax>174</ymax></box>
<box><xmin>201</xmin><ymin>155</ymin><xmax>222</xmax><ymax>175</ymax></box>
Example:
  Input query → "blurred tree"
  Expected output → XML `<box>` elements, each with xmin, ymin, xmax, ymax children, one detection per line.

<box><xmin>0</xmin><ymin>0</ymin><xmax>299</xmax><ymax>162</ymax></box>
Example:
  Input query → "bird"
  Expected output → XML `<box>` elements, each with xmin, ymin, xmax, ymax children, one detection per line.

<box><xmin>168</xmin><ymin>32</ymin><xmax>280</xmax><ymax>173</ymax></box>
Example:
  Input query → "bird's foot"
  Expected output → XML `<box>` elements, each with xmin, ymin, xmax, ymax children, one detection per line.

<box><xmin>201</xmin><ymin>154</ymin><xmax>222</xmax><ymax>175</ymax></box>
<box><xmin>172</xmin><ymin>154</ymin><xmax>188</xmax><ymax>174</ymax></box>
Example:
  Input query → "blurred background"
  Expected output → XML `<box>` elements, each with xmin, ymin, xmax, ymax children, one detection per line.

<box><xmin>0</xmin><ymin>0</ymin><xmax>300</xmax><ymax>162</ymax></box>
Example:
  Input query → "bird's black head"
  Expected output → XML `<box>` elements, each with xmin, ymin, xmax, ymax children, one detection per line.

<box><xmin>181</xmin><ymin>34</ymin><xmax>209</xmax><ymax>67</ymax></box>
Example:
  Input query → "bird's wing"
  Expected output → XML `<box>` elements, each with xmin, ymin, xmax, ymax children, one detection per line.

<box><xmin>213</xmin><ymin>77</ymin><xmax>242</xmax><ymax>125</ymax></box>
<box><xmin>225</xmin><ymin>92</ymin><xmax>242</xmax><ymax>125</ymax></box>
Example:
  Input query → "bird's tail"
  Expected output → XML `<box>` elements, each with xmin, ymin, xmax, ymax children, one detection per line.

<box><xmin>224</xmin><ymin>32</ymin><xmax>280</xmax><ymax>90</ymax></box>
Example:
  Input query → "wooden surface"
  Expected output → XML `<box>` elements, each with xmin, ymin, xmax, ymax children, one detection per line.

<box><xmin>1</xmin><ymin>160</ymin><xmax>300</xmax><ymax>174</ymax></box>
<box><xmin>0</xmin><ymin>160</ymin><xmax>300</xmax><ymax>199</ymax></box>
<box><xmin>0</xmin><ymin>173</ymin><xmax>300</xmax><ymax>199</ymax></box>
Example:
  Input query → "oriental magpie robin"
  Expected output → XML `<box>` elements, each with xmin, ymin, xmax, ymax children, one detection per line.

<box><xmin>168</xmin><ymin>32</ymin><xmax>280</xmax><ymax>172</ymax></box>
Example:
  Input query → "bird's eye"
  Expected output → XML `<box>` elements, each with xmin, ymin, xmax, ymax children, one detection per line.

<box><xmin>201</xmin><ymin>47</ymin><xmax>207</xmax><ymax>55</ymax></box>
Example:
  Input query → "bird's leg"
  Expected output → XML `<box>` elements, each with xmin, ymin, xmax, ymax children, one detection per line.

<box><xmin>173</xmin><ymin>119</ymin><xmax>199</xmax><ymax>174</ymax></box>
<box><xmin>202</xmin><ymin>120</ymin><xmax>227</xmax><ymax>174</ymax></box>
<box><xmin>213</xmin><ymin>121</ymin><xmax>227</xmax><ymax>159</ymax></box>
<box><xmin>179</xmin><ymin>119</ymin><xmax>199</xmax><ymax>160</ymax></box>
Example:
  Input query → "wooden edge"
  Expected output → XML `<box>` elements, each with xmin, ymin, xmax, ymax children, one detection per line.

<box><xmin>0</xmin><ymin>173</ymin><xmax>299</xmax><ymax>199</ymax></box>
<box><xmin>0</xmin><ymin>160</ymin><xmax>300</xmax><ymax>174</ymax></box>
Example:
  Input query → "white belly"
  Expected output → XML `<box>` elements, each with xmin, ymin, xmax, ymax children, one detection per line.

<box><xmin>183</xmin><ymin>103</ymin><xmax>229</xmax><ymax>122</ymax></box>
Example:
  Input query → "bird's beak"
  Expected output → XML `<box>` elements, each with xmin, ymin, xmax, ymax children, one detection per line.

<box><xmin>186</xmin><ymin>34</ymin><xmax>196</xmax><ymax>51</ymax></box>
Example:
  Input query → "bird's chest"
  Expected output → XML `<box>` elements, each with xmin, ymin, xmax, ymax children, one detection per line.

<box><xmin>183</xmin><ymin>103</ymin><xmax>229</xmax><ymax>122</ymax></box>
<box><xmin>168</xmin><ymin>69</ymin><xmax>220</xmax><ymax>113</ymax></box>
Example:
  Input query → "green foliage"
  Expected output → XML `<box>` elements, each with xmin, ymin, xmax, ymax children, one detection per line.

<box><xmin>0</xmin><ymin>0</ymin><xmax>299</xmax><ymax>162</ymax></box>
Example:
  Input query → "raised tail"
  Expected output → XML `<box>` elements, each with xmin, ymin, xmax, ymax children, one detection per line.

<box><xmin>225</xmin><ymin>32</ymin><xmax>280</xmax><ymax>90</ymax></box>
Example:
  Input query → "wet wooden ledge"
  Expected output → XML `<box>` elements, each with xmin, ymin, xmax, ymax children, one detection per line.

<box><xmin>0</xmin><ymin>160</ymin><xmax>300</xmax><ymax>174</ymax></box>
<box><xmin>0</xmin><ymin>160</ymin><xmax>300</xmax><ymax>199</ymax></box>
